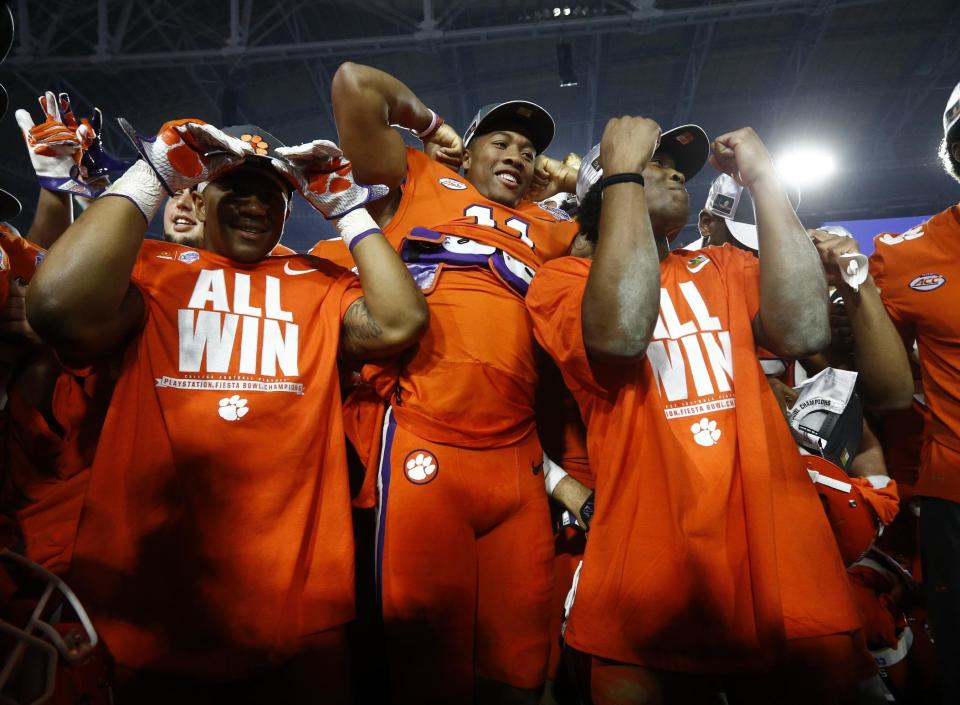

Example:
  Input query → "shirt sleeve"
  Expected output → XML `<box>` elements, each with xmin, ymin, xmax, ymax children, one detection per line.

<box><xmin>869</xmin><ymin>237</ymin><xmax>915</xmax><ymax>345</ymax></box>
<box><xmin>527</xmin><ymin>257</ymin><xmax>614</xmax><ymax>398</ymax></box>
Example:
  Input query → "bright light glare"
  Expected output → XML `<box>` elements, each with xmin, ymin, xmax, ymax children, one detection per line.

<box><xmin>563</xmin><ymin>6</ymin><xmax>572</xmax><ymax>15</ymax></box>
<box><xmin>775</xmin><ymin>147</ymin><xmax>837</xmax><ymax>188</ymax></box>
<box><xmin>553</xmin><ymin>7</ymin><xmax>561</xmax><ymax>16</ymax></box>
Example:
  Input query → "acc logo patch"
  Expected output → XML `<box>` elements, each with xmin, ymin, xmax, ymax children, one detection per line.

<box><xmin>403</xmin><ymin>449</ymin><xmax>438</xmax><ymax>484</ymax></box>
<box><xmin>909</xmin><ymin>273</ymin><xmax>945</xmax><ymax>292</ymax></box>
<box><xmin>178</xmin><ymin>251</ymin><xmax>200</xmax><ymax>264</ymax></box>
<box><xmin>439</xmin><ymin>177</ymin><xmax>467</xmax><ymax>191</ymax></box>
<box><xmin>536</xmin><ymin>201</ymin><xmax>572</xmax><ymax>221</ymax></box>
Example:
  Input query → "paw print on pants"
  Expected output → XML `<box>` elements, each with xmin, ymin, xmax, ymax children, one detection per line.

<box><xmin>691</xmin><ymin>417</ymin><xmax>721</xmax><ymax>447</ymax></box>
<box><xmin>403</xmin><ymin>450</ymin><xmax>438</xmax><ymax>485</ymax></box>
<box><xmin>218</xmin><ymin>395</ymin><xmax>249</xmax><ymax>421</ymax></box>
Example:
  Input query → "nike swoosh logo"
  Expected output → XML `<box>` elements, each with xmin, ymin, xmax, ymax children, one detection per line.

<box><xmin>284</xmin><ymin>262</ymin><xmax>319</xmax><ymax>276</ymax></box>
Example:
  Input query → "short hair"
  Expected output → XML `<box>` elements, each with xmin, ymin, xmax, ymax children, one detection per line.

<box><xmin>576</xmin><ymin>181</ymin><xmax>603</xmax><ymax>243</ymax></box>
<box><xmin>940</xmin><ymin>129</ymin><xmax>960</xmax><ymax>184</ymax></box>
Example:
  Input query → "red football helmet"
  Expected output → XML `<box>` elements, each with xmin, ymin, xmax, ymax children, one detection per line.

<box><xmin>0</xmin><ymin>549</ymin><xmax>111</xmax><ymax>705</ymax></box>
<box><xmin>805</xmin><ymin>455</ymin><xmax>880</xmax><ymax>566</ymax></box>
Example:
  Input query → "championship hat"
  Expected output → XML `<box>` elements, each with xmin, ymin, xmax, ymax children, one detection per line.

<box><xmin>944</xmin><ymin>81</ymin><xmax>960</xmax><ymax>140</ymax></box>
<box><xmin>788</xmin><ymin>367</ymin><xmax>863</xmax><ymax>471</ymax></box>
<box><xmin>576</xmin><ymin>124</ymin><xmax>710</xmax><ymax>202</ymax></box>
<box><xmin>704</xmin><ymin>173</ymin><xmax>801</xmax><ymax>251</ymax></box>
<box><xmin>463</xmin><ymin>101</ymin><xmax>555</xmax><ymax>155</ymax></box>
<box><xmin>217</xmin><ymin>124</ymin><xmax>297</xmax><ymax>192</ymax></box>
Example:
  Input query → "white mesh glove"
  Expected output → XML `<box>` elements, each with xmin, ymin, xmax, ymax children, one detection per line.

<box><xmin>273</xmin><ymin>140</ymin><xmax>388</xmax><ymax>220</ymax></box>
<box><xmin>117</xmin><ymin>117</ymin><xmax>254</xmax><ymax>194</ymax></box>
<box><xmin>15</xmin><ymin>90</ymin><xmax>96</xmax><ymax>196</ymax></box>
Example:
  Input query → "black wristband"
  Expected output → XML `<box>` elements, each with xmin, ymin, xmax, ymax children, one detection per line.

<box><xmin>600</xmin><ymin>173</ymin><xmax>644</xmax><ymax>190</ymax></box>
<box><xmin>579</xmin><ymin>491</ymin><xmax>595</xmax><ymax>531</ymax></box>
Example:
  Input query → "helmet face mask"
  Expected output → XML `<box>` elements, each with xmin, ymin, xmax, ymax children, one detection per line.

<box><xmin>0</xmin><ymin>550</ymin><xmax>101</xmax><ymax>705</ymax></box>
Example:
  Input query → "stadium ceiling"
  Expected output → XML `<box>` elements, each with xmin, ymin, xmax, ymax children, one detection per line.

<box><xmin>2</xmin><ymin>0</ymin><xmax>959</xmax><ymax>250</ymax></box>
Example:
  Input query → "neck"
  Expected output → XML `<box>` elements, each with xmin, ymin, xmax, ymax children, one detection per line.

<box><xmin>657</xmin><ymin>235</ymin><xmax>670</xmax><ymax>261</ymax></box>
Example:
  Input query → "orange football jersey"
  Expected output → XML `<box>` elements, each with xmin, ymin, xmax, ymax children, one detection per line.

<box><xmin>66</xmin><ymin>239</ymin><xmax>361</xmax><ymax>677</ymax></box>
<box><xmin>527</xmin><ymin>246</ymin><xmax>860</xmax><ymax>672</ymax></box>
<box><xmin>870</xmin><ymin>206</ymin><xmax>960</xmax><ymax>502</ymax></box>
<box><xmin>314</xmin><ymin>147</ymin><xmax>577</xmax><ymax>448</ymax></box>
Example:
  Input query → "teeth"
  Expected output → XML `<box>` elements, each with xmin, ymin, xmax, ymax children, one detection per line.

<box><xmin>497</xmin><ymin>172</ymin><xmax>518</xmax><ymax>186</ymax></box>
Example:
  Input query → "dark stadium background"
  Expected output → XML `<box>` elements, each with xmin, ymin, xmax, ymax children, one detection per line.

<box><xmin>1</xmin><ymin>0</ymin><xmax>958</xmax><ymax>251</ymax></box>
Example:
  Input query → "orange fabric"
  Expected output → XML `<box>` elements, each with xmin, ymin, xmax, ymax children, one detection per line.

<box><xmin>313</xmin><ymin>147</ymin><xmax>578</xmax><ymax>448</ymax></box>
<box><xmin>536</xmin><ymin>356</ymin><xmax>592</xmax><ymax>487</ymax></box>
<box><xmin>0</xmin><ymin>224</ymin><xmax>44</xmax><ymax>305</ymax></box>
<box><xmin>270</xmin><ymin>243</ymin><xmax>298</xmax><ymax>256</ymax></box>
<box><xmin>871</xmin><ymin>207</ymin><xmax>960</xmax><ymax>502</ymax></box>
<box><xmin>881</xmin><ymin>401</ymin><xmax>927</xmax><ymax>498</ymax></box>
<box><xmin>66</xmin><ymin>240</ymin><xmax>361</xmax><ymax>678</ymax></box>
<box><xmin>850</xmin><ymin>477</ymin><xmax>900</xmax><ymax>525</ymax></box>
<box><xmin>377</xmin><ymin>418</ymin><xmax>553</xmax><ymax>699</ymax></box>
<box><xmin>527</xmin><ymin>248</ymin><xmax>859</xmax><ymax>672</ymax></box>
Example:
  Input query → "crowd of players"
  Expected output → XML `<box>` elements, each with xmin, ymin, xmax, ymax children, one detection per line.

<box><xmin>0</xmin><ymin>44</ymin><xmax>959</xmax><ymax>705</ymax></box>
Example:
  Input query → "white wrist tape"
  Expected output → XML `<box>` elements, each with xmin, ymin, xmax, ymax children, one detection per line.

<box><xmin>100</xmin><ymin>160</ymin><xmax>164</xmax><ymax>224</ymax></box>
<box><xmin>865</xmin><ymin>474</ymin><xmax>891</xmax><ymax>490</ymax></box>
<box><xmin>335</xmin><ymin>207</ymin><xmax>382</xmax><ymax>253</ymax></box>
<box><xmin>544</xmin><ymin>453</ymin><xmax>569</xmax><ymax>496</ymax></box>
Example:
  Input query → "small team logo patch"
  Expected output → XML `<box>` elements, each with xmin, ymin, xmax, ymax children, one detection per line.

<box><xmin>439</xmin><ymin>177</ymin><xmax>467</xmax><ymax>191</ymax></box>
<box><xmin>218</xmin><ymin>395</ymin><xmax>249</xmax><ymax>421</ymax></box>
<box><xmin>34</xmin><ymin>252</ymin><xmax>45</xmax><ymax>266</ymax></box>
<box><xmin>674</xmin><ymin>131</ymin><xmax>695</xmax><ymax>145</ymax></box>
<box><xmin>691</xmin><ymin>417</ymin><xmax>721</xmax><ymax>447</ymax></box>
<box><xmin>156</xmin><ymin>251</ymin><xmax>173</xmax><ymax>260</ymax></box>
<box><xmin>687</xmin><ymin>254</ymin><xmax>710</xmax><ymax>273</ymax></box>
<box><xmin>403</xmin><ymin>449</ymin><xmax>438</xmax><ymax>484</ymax></box>
<box><xmin>536</xmin><ymin>201</ymin><xmax>572</xmax><ymax>221</ymax></box>
<box><xmin>240</xmin><ymin>133</ymin><xmax>270</xmax><ymax>155</ymax></box>
<box><xmin>909</xmin><ymin>273</ymin><xmax>945</xmax><ymax>292</ymax></box>
<box><xmin>178</xmin><ymin>251</ymin><xmax>200</xmax><ymax>264</ymax></box>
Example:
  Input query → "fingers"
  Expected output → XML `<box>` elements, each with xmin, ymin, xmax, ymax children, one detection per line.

<box><xmin>91</xmin><ymin>107</ymin><xmax>103</xmax><ymax>133</ymax></box>
<box><xmin>14</xmin><ymin>108</ymin><xmax>36</xmax><ymax>136</ymax></box>
<box><xmin>40</xmin><ymin>90</ymin><xmax>60</xmax><ymax>122</ymax></box>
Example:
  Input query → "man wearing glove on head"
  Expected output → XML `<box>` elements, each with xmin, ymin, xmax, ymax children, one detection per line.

<box><xmin>26</xmin><ymin>117</ymin><xmax>428</xmax><ymax>703</ymax></box>
<box><xmin>322</xmin><ymin>62</ymin><xmax>580</xmax><ymax>704</ymax></box>
<box><xmin>528</xmin><ymin>118</ymin><xmax>871</xmax><ymax>704</ymax></box>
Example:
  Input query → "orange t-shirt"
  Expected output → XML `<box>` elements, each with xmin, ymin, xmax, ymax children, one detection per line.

<box><xmin>870</xmin><ymin>207</ymin><xmax>960</xmax><ymax>502</ymax></box>
<box><xmin>527</xmin><ymin>246</ymin><xmax>859</xmax><ymax>672</ymax></box>
<box><xmin>313</xmin><ymin>147</ymin><xmax>577</xmax><ymax>448</ymax></box>
<box><xmin>66</xmin><ymin>240</ymin><xmax>361</xmax><ymax>677</ymax></box>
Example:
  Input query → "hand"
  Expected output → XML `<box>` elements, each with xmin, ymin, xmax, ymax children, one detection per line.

<box><xmin>528</xmin><ymin>154</ymin><xmax>577</xmax><ymax>202</ymax></box>
<box><xmin>421</xmin><ymin>123</ymin><xmax>463</xmax><ymax>170</ymax></box>
<box><xmin>274</xmin><ymin>140</ymin><xmax>389</xmax><ymax>219</ymax></box>
<box><xmin>808</xmin><ymin>227</ymin><xmax>863</xmax><ymax>290</ymax></box>
<box><xmin>708</xmin><ymin>127</ymin><xmax>776</xmax><ymax>188</ymax></box>
<box><xmin>767</xmin><ymin>377</ymin><xmax>799</xmax><ymax>422</ymax></box>
<box><xmin>598</xmin><ymin>116</ymin><xmax>661</xmax><ymax>176</ymax></box>
<box><xmin>15</xmin><ymin>90</ymin><xmax>96</xmax><ymax>196</ymax></box>
<box><xmin>118</xmin><ymin>117</ymin><xmax>254</xmax><ymax>194</ymax></box>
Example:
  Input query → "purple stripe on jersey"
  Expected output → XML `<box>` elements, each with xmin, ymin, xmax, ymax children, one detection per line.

<box><xmin>375</xmin><ymin>407</ymin><xmax>398</xmax><ymax>604</ymax></box>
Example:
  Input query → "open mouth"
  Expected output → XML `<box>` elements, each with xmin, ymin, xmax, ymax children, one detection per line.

<box><xmin>495</xmin><ymin>169</ymin><xmax>521</xmax><ymax>189</ymax></box>
<box><xmin>230</xmin><ymin>218</ymin><xmax>270</xmax><ymax>240</ymax></box>
<box><xmin>171</xmin><ymin>216</ymin><xmax>197</xmax><ymax>233</ymax></box>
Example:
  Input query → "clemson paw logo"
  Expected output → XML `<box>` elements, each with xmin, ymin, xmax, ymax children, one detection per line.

<box><xmin>691</xmin><ymin>417</ymin><xmax>721</xmax><ymax>447</ymax></box>
<box><xmin>403</xmin><ymin>449</ymin><xmax>438</xmax><ymax>485</ymax></box>
<box><xmin>307</xmin><ymin>159</ymin><xmax>353</xmax><ymax>194</ymax></box>
<box><xmin>240</xmin><ymin>133</ymin><xmax>269</xmax><ymax>155</ymax></box>
<box><xmin>218</xmin><ymin>395</ymin><xmax>249</xmax><ymax>421</ymax></box>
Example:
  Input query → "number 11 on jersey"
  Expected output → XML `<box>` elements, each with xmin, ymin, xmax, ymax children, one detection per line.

<box><xmin>464</xmin><ymin>205</ymin><xmax>535</xmax><ymax>250</ymax></box>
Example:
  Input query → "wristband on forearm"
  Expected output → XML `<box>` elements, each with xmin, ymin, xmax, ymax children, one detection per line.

<box><xmin>411</xmin><ymin>109</ymin><xmax>444</xmax><ymax>141</ymax></box>
<box><xmin>543</xmin><ymin>454</ymin><xmax>569</xmax><ymax>496</ymax></box>
<box><xmin>336</xmin><ymin>207</ymin><xmax>382</xmax><ymax>253</ymax></box>
<box><xmin>100</xmin><ymin>160</ymin><xmax>164</xmax><ymax>224</ymax></box>
<box><xmin>600</xmin><ymin>173</ymin><xmax>645</xmax><ymax>190</ymax></box>
<box><xmin>579</xmin><ymin>491</ymin><xmax>595</xmax><ymax>530</ymax></box>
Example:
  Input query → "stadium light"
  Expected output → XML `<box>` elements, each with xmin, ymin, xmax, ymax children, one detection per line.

<box><xmin>775</xmin><ymin>146</ymin><xmax>837</xmax><ymax>188</ymax></box>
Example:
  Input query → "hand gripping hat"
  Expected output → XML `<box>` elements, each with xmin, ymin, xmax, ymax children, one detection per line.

<box><xmin>463</xmin><ymin>101</ymin><xmax>555</xmax><ymax>155</ymax></box>
<box><xmin>704</xmin><ymin>173</ymin><xmax>801</xmax><ymax>251</ymax></box>
<box><xmin>788</xmin><ymin>367</ymin><xmax>863</xmax><ymax>471</ymax></box>
<box><xmin>576</xmin><ymin>124</ymin><xmax>710</xmax><ymax>202</ymax></box>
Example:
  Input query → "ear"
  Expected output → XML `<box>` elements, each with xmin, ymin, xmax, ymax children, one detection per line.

<box><xmin>951</xmin><ymin>142</ymin><xmax>960</xmax><ymax>164</ymax></box>
<box><xmin>192</xmin><ymin>190</ymin><xmax>207</xmax><ymax>223</ymax></box>
<box><xmin>569</xmin><ymin>231</ymin><xmax>595</xmax><ymax>258</ymax></box>
<box><xmin>697</xmin><ymin>209</ymin><xmax>712</xmax><ymax>237</ymax></box>
<box><xmin>461</xmin><ymin>147</ymin><xmax>472</xmax><ymax>173</ymax></box>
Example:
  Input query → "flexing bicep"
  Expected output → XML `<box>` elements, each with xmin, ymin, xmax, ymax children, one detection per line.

<box><xmin>331</xmin><ymin>62</ymin><xmax>410</xmax><ymax>189</ymax></box>
<box><xmin>340</xmin><ymin>297</ymin><xmax>394</xmax><ymax>360</ymax></box>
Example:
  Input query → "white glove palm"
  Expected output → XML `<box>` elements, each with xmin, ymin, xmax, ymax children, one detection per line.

<box><xmin>15</xmin><ymin>91</ymin><xmax>95</xmax><ymax>196</ymax></box>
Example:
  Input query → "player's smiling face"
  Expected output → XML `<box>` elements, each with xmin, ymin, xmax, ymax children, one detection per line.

<box><xmin>163</xmin><ymin>188</ymin><xmax>203</xmax><ymax>247</ymax></box>
<box><xmin>195</xmin><ymin>163</ymin><xmax>290</xmax><ymax>263</ymax></box>
<box><xmin>462</xmin><ymin>130</ymin><xmax>536</xmax><ymax>208</ymax></box>
<box><xmin>642</xmin><ymin>152</ymin><xmax>690</xmax><ymax>241</ymax></box>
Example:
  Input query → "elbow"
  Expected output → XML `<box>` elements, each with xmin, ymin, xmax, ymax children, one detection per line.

<box><xmin>583</xmin><ymin>332</ymin><xmax>650</xmax><ymax>361</ymax></box>
<box><xmin>863</xmin><ymin>378</ymin><xmax>916</xmax><ymax>412</ymax></box>
<box><xmin>25</xmin><ymin>281</ymin><xmax>70</xmax><ymax>346</ymax></box>
<box><xmin>384</xmin><ymin>301</ymin><xmax>430</xmax><ymax>351</ymax></box>
<box><xmin>332</xmin><ymin>62</ymin><xmax>364</xmax><ymax>94</ymax></box>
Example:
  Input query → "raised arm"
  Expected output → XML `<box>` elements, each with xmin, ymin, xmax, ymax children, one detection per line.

<box><xmin>808</xmin><ymin>228</ymin><xmax>913</xmax><ymax>410</ymax></box>
<box><xmin>332</xmin><ymin>62</ymin><xmax>462</xmax><ymax>196</ymax></box>
<box><xmin>710</xmin><ymin>128</ymin><xmax>829</xmax><ymax>358</ymax></box>
<box><xmin>582</xmin><ymin>116</ymin><xmax>663</xmax><ymax>360</ymax></box>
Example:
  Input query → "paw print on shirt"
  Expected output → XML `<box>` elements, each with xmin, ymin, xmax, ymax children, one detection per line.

<box><xmin>691</xmin><ymin>417</ymin><xmax>721</xmax><ymax>447</ymax></box>
<box><xmin>404</xmin><ymin>450</ymin><xmax>438</xmax><ymax>484</ymax></box>
<box><xmin>218</xmin><ymin>395</ymin><xmax>249</xmax><ymax>421</ymax></box>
